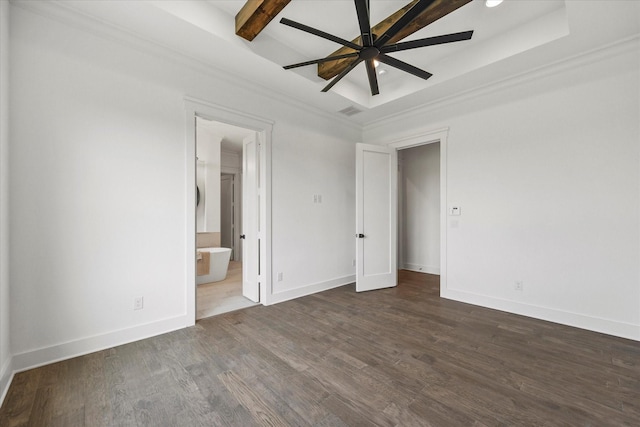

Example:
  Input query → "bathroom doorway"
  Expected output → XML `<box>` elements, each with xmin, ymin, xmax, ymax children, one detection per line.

<box><xmin>195</xmin><ymin>117</ymin><xmax>259</xmax><ymax>319</ymax></box>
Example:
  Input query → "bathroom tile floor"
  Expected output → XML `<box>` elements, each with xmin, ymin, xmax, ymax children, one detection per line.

<box><xmin>196</xmin><ymin>261</ymin><xmax>259</xmax><ymax>320</ymax></box>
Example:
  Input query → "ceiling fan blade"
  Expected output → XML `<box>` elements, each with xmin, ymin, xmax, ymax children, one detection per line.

<box><xmin>377</xmin><ymin>54</ymin><xmax>432</xmax><ymax>81</ymax></box>
<box><xmin>354</xmin><ymin>0</ymin><xmax>373</xmax><ymax>47</ymax></box>
<box><xmin>381</xmin><ymin>30</ymin><xmax>474</xmax><ymax>53</ymax></box>
<box><xmin>365</xmin><ymin>59</ymin><xmax>379</xmax><ymax>96</ymax></box>
<box><xmin>322</xmin><ymin>58</ymin><xmax>363</xmax><ymax>92</ymax></box>
<box><xmin>283</xmin><ymin>52</ymin><xmax>359</xmax><ymax>70</ymax></box>
<box><xmin>375</xmin><ymin>0</ymin><xmax>436</xmax><ymax>48</ymax></box>
<box><xmin>280</xmin><ymin>18</ymin><xmax>362</xmax><ymax>50</ymax></box>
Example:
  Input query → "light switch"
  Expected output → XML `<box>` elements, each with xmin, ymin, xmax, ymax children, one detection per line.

<box><xmin>449</xmin><ymin>206</ymin><xmax>461</xmax><ymax>216</ymax></box>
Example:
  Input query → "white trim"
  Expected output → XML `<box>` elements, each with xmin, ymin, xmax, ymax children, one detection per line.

<box><xmin>11</xmin><ymin>314</ymin><xmax>188</xmax><ymax>374</ymax></box>
<box><xmin>387</xmin><ymin>128</ymin><xmax>449</xmax><ymax>292</ymax></box>
<box><xmin>269</xmin><ymin>275</ymin><xmax>355</xmax><ymax>306</ymax></box>
<box><xmin>184</xmin><ymin>96</ymin><xmax>272</xmax><ymax>316</ymax></box>
<box><xmin>441</xmin><ymin>289</ymin><xmax>640</xmax><ymax>341</ymax></box>
<box><xmin>403</xmin><ymin>263</ymin><xmax>440</xmax><ymax>275</ymax></box>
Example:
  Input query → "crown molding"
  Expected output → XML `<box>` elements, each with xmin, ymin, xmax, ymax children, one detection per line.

<box><xmin>9</xmin><ymin>0</ymin><xmax>362</xmax><ymax>134</ymax></box>
<box><xmin>364</xmin><ymin>34</ymin><xmax>640</xmax><ymax>134</ymax></box>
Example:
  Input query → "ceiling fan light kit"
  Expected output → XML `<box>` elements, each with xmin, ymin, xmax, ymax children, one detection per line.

<box><xmin>280</xmin><ymin>0</ymin><xmax>475</xmax><ymax>96</ymax></box>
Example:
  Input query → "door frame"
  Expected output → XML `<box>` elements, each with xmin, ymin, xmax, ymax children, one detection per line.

<box><xmin>184</xmin><ymin>97</ymin><xmax>273</xmax><ymax>324</ymax></box>
<box><xmin>220</xmin><ymin>171</ymin><xmax>238</xmax><ymax>260</ymax></box>
<box><xmin>386</xmin><ymin>127</ymin><xmax>449</xmax><ymax>294</ymax></box>
<box><xmin>221</xmin><ymin>166</ymin><xmax>242</xmax><ymax>262</ymax></box>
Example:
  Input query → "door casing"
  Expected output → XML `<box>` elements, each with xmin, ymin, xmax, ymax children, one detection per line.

<box><xmin>387</xmin><ymin>128</ymin><xmax>449</xmax><ymax>294</ymax></box>
<box><xmin>184</xmin><ymin>97</ymin><xmax>273</xmax><ymax>324</ymax></box>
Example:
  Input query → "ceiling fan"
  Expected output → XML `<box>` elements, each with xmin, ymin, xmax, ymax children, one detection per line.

<box><xmin>280</xmin><ymin>0</ymin><xmax>474</xmax><ymax>96</ymax></box>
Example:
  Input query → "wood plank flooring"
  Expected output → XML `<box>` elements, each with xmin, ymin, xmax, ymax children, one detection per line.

<box><xmin>1</xmin><ymin>271</ymin><xmax>639</xmax><ymax>426</ymax></box>
<box><xmin>197</xmin><ymin>261</ymin><xmax>258</xmax><ymax>320</ymax></box>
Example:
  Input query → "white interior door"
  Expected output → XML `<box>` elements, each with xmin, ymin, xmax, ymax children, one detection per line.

<box><xmin>242</xmin><ymin>134</ymin><xmax>259</xmax><ymax>302</ymax></box>
<box><xmin>356</xmin><ymin>143</ymin><xmax>397</xmax><ymax>292</ymax></box>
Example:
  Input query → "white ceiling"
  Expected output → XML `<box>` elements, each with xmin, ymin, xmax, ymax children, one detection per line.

<box><xmin>29</xmin><ymin>0</ymin><xmax>640</xmax><ymax>125</ymax></box>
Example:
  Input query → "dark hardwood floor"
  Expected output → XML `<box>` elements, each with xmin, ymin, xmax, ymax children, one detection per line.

<box><xmin>1</xmin><ymin>271</ymin><xmax>639</xmax><ymax>426</ymax></box>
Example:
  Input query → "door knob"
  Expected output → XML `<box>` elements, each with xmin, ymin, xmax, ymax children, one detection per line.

<box><xmin>356</xmin><ymin>234</ymin><xmax>365</xmax><ymax>238</ymax></box>
<box><xmin>240</xmin><ymin>234</ymin><xmax>246</xmax><ymax>239</ymax></box>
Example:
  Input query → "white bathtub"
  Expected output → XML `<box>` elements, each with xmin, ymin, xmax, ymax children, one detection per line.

<box><xmin>196</xmin><ymin>247</ymin><xmax>232</xmax><ymax>285</ymax></box>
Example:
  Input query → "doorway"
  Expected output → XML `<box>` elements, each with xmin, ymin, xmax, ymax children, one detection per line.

<box><xmin>185</xmin><ymin>97</ymin><xmax>273</xmax><ymax>324</ymax></box>
<box><xmin>397</xmin><ymin>142</ymin><xmax>440</xmax><ymax>276</ymax></box>
<box><xmin>195</xmin><ymin>118</ymin><xmax>258</xmax><ymax>319</ymax></box>
<box><xmin>355</xmin><ymin>128</ymin><xmax>448</xmax><ymax>293</ymax></box>
<box><xmin>391</xmin><ymin>129</ymin><xmax>447</xmax><ymax>292</ymax></box>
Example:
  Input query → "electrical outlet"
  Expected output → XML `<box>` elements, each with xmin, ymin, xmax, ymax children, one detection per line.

<box><xmin>514</xmin><ymin>281</ymin><xmax>523</xmax><ymax>291</ymax></box>
<box><xmin>277</xmin><ymin>272</ymin><xmax>283</xmax><ymax>282</ymax></box>
<box><xmin>134</xmin><ymin>296</ymin><xmax>144</xmax><ymax>310</ymax></box>
<box><xmin>352</xmin><ymin>259</ymin><xmax>356</xmax><ymax>267</ymax></box>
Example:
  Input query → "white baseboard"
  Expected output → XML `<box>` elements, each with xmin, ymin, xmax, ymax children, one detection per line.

<box><xmin>441</xmin><ymin>288</ymin><xmax>640</xmax><ymax>341</ymax></box>
<box><xmin>12</xmin><ymin>315</ymin><xmax>190</xmax><ymax>374</ymax></box>
<box><xmin>268</xmin><ymin>275</ymin><xmax>355</xmax><ymax>305</ymax></box>
<box><xmin>403</xmin><ymin>263</ymin><xmax>440</xmax><ymax>275</ymax></box>
<box><xmin>0</xmin><ymin>356</ymin><xmax>14</xmax><ymax>408</ymax></box>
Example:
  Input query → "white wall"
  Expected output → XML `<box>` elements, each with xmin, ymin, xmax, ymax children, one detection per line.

<box><xmin>8</xmin><ymin>3</ymin><xmax>359</xmax><ymax>370</ymax></box>
<box><xmin>365</xmin><ymin>40</ymin><xmax>640</xmax><ymax>340</ymax></box>
<box><xmin>195</xmin><ymin>122</ymin><xmax>221</xmax><ymax>233</ymax></box>
<box><xmin>221</xmin><ymin>150</ymin><xmax>241</xmax><ymax>170</ymax></box>
<box><xmin>400</xmin><ymin>143</ymin><xmax>440</xmax><ymax>274</ymax></box>
<box><xmin>271</xmin><ymin>125</ymin><xmax>356</xmax><ymax>301</ymax></box>
<box><xmin>0</xmin><ymin>0</ymin><xmax>12</xmax><ymax>404</ymax></box>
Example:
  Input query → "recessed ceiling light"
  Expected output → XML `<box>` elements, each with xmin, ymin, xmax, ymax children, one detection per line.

<box><xmin>485</xmin><ymin>0</ymin><xmax>503</xmax><ymax>7</ymax></box>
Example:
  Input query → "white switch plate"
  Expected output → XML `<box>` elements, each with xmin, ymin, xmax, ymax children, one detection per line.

<box><xmin>449</xmin><ymin>206</ymin><xmax>461</xmax><ymax>216</ymax></box>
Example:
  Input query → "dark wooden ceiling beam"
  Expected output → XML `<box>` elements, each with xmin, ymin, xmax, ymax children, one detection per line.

<box><xmin>318</xmin><ymin>0</ymin><xmax>473</xmax><ymax>80</ymax></box>
<box><xmin>236</xmin><ymin>0</ymin><xmax>292</xmax><ymax>41</ymax></box>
